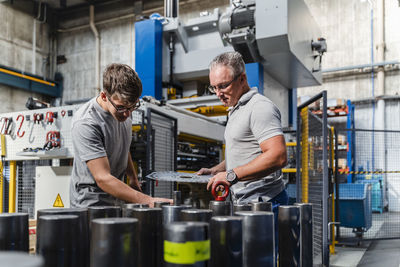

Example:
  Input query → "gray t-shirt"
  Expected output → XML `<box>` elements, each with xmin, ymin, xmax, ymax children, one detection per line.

<box><xmin>225</xmin><ymin>89</ymin><xmax>285</xmax><ymax>204</ymax></box>
<box><xmin>70</xmin><ymin>97</ymin><xmax>132</xmax><ymax>207</ymax></box>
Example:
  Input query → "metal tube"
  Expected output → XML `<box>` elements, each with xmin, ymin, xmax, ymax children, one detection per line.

<box><xmin>278</xmin><ymin>206</ymin><xmax>301</xmax><ymax>267</ymax></box>
<box><xmin>155</xmin><ymin>201</ymin><xmax>171</xmax><ymax>208</ymax></box>
<box><xmin>88</xmin><ymin>206</ymin><xmax>121</xmax><ymax>231</ymax></box>
<box><xmin>210</xmin><ymin>216</ymin><xmax>242</xmax><ymax>267</ymax></box>
<box><xmin>173</xmin><ymin>191</ymin><xmax>182</xmax><ymax>205</ymax></box>
<box><xmin>36</xmin><ymin>215</ymin><xmax>80</xmax><ymax>267</ymax></box>
<box><xmin>37</xmin><ymin>208</ymin><xmax>89</xmax><ymax>267</ymax></box>
<box><xmin>209</xmin><ymin>200</ymin><xmax>232</xmax><ymax>216</ymax></box>
<box><xmin>163</xmin><ymin>222</ymin><xmax>209</xmax><ymax>267</ymax></box>
<box><xmin>235</xmin><ymin>211</ymin><xmax>275</xmax><ymax>267</ymax></box>
<box><xmin>251</xmin><ymin>202</ymin><xmax>272</xmax><ymax>212</ymax></box>
<box><xmin>164</xmin><ymin>0</ymin><xmax>179</xmax><ymax>18</ymax></box>
<box><xmin>90</xmin><ymin>218</ymin><xmax>138</xmax><ymax>267</ymax></box>
<box><xmin>162</xmin><ymin>205</ymin><xmax>191</xmax><ymax>224</ymax></box>
<box><xmin>294</xmin><ymin>203</ymin><xmax>313</xmax><ymax>267</ymax></box>
<box><xmin>233</xmin><ymin>203</ymin><xmax>252</xmax><ymax>213</ymax></box>
<box><xmin>0</xmin><ymin>213</ymin><xmax>29</xmax><ymax>251</ymax></box>
<box><xmin>128</xmin><ymin>208</ymin><xmax>163</xmax><ymax>267</ymax></box>
<box><xmin>181</xmin><ymin>209</ymin><xmax>213</xmax><ymax>223</ymax></box>
<box><xmin>122</xmin><ymin>203</ymin><xmax>149</xmax><ymax>217</ymax></box>
<box><xmin>0</xmin><ymin>251</ymin><xmax>44</xmax><ymax>267</ymax></box>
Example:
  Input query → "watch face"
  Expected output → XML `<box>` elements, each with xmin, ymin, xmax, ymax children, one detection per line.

<box><xmin>227</xmin><ymin>171</ymin><xmax>236</xmax><ymax>182</ymax></box>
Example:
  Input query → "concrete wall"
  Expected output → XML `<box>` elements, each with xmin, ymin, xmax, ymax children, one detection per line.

<box><xmin>0</xmin><ymin>4</ymin><xmax>51</xmax><ymax>113</ymax></box>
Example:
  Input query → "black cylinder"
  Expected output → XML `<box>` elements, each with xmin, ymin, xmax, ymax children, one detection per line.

<box><xmin>173</xmin><ymin>191</ymin><xmax>182</xmax><ymax>205</ymax></box>
<box><xmin>0</xmin><ymin>251</ymin><xmax>44</xmax><ymax>267</ymax></box>
<box><xmin>155</xmin><ymin>201</ymin><xmax>171</xmax><ymax>208</ymax></box>
<box><xmin>36</xmin><ymin>215</ymin><xmax>79</xmax><ymax>267</ymax></box>
<box><xmin>122</xmin><ymin>204</ymin><xmax>149</xmax><ymax>217</ymax></box>
<box><xmin>181</xmin><ymin>209</ymin><xmax>213</xmax><ymax>223</ymax></box>
<box><xmin>251</xmin><ymin>202</ymin><xmax>272</xmax><ymax>212</ymax></box>
<box><xmin>209</xmin><ymin>201</ymin><xmax>231</xmax><ymax>216</ymax></box>
<box><xmin>128</xmin><ymin>208</ymin><xmax>163</xmax><ymax>267</ymax></box>
<box><xmin>164</xmin><ymin>222</ymin><xmax>209</xmax><ymax>267</ymax></box>
<box><xmin>295</xmin><ymin>203</ymin><xmax>313</xmax><ymax>267</ymax></box>
<box><xmin>210</xmin><ymin>216</ymin><xmax>242</xmax><ymax>267</ymax></box>
<box><xmin>162</xmin><ymin>205</ymin><xmax>191</xmax><ymax>224</ymax></box>
<box><xmin>0</xmin><ymin>213</ymin><xmax>29</xmax><ymax>252</ymax></box>
<box><xmin>278</xmin><ymin>206</ymin><xmax>301</xmax><ymax>267</ymax></box>
<box><xmin>36</xmin><ymin>208</ymin><xmax>89</xmax><ymax>267</ymax></box>
<box><xmin>88</xmin><ymin>206</ymin><xmax>121</xmax><ymax>229</ymax></box>
<box><xmin>235</xmin><ymin>211</ymin><xmax>275</xmax><ymax>267</ymax></box>
<box><xmin>233</xmin><ymin>203</ymin><xmax>252</xmax><ymax>213</ymax></box>
<box><xmin>90</xmin><ymin>218</ymin><xmax>138</xmax><ymax>267</ymax></box>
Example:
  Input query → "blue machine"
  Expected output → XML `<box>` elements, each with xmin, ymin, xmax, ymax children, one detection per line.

<box><xmin>338</xmin><ymin>183</ymin><xmax>372</xmax><ymax>233</ymax></box>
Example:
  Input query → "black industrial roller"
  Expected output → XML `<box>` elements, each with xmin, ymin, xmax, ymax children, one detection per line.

<box><xmin>154</xmin><ymin>201</ymin><xmax>171</xmax><ymax>208</ymax></box>
<box><xmin>164</xmin><ymin>222</ymin><xmax>209</xmax><ymax>267</ymax></box>
<box><xmin>235</xmin><ymin>211</ymin><xmax>275</xmax><ymax>267</ymax></box>
<box><xmin>162</xmin><ymin>205</ymin><xmax>191</xmax><ymax>224</ymax></box>
<box><xmin>173</xmin><ymin>191</ymin><xmax>182</xmax><ymax>205</ymax></box>
<box><xmin>295</xmin><ymin>203</ymin><xmax>313</xmax><ymax>267</ymax></box>
<box><xmin>36</xmin><ymin>215</ymin><xmax>79</xmax><ymax>267</ymax></box>
<box><xmin>251</xmin><ymin>202</ymin><xmax>272</xmax><ymax>212</ymax></box>
<box><xmin>128</xmin><ymin>208</ymin><xmax>163</xmax><ymax>267</ymax></box>
<box><xmin>210</xmin><ymin>216</ymin><xmax>243</xmax><ymax>267</ymax></box>
<box><xmin>181</xmin><ymin>209</ymin><xmax>213</xmax><ymax>223</ymax></box>
<box><xmin>90</xmin><ymin>218</ymin><xmax>138</xmax><ymax>267</ymax></box>
<box><xmin>209</xmin><ymin>200</ymin><xmax>232</xmax><ymax>216</ymax></box>
<box><xmin>278</xmin><ymin>206</ymin><xmax>301</xmax><ymax>267</ymax></box>
<box><xmin>0</xmin><ymin>213</ymin><xmax>29</xmax><ymax>252</ymax></box>
<box><xmin>233</xmin><ymin>203</ymin><xmax>252</xmax><ymax>213</ymax></box>
<box><xmin>87</xmin><ymin>206</ymin><xmax>121</xmax><ymax>230</ymax></box>
<box><xmin>0</xmin><ymin>251</ymin><xmax>44</xmax><ymax>267</ymax></box>
<box><xmin>122</xmin><ymin>203</ymin><xmax>149</xmax><ymax>217</ymax></box>
<box><xmin>36</xmin><ymin>208</ymin><xmax>89</xmax><ymax>267</ymax></box>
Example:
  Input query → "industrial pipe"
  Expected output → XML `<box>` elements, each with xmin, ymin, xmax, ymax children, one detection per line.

<box><xmin>209</xmin><ymin>200</ymin><xmax>232</xmax><ymax>216</ymax></box>
<box><xmin>251</xmin><ymin>202</ymin><xmax>272</xmax><ymax>212</ymax></box>
<box><xmin>162</xmin><ymin>205</ymin><xmax>191</xmax><ymax>224</ymax></box>
<box><xmin>173</xmin><ymin>190</ymin><xmax>182</xmax><ymax>205</ymax></box>
<box><xmin>181</xmin><ymin>209</ymin><xmax>213</xmax><ymax>223</ymax></box>
<box><xmin>90</xmin><ymin>5</ymin><xmax>101</xmax><ymax>93</ymax></box>
<box><xmin>0</xmin><ymin>213</ymin><xmax>29</xmax><ymax>252</ymax></box>
<box><xmin>87</xmin><ymin>206</ymin><xmax>121</xmax><ymax>231</ymax></box>
<box><xmin>278</xmin><ymin>206</ymin><xmax>301</xmax><ymax>267</ymax></box>
<box><xmin>233</xmin><ymin>203</ymin><xmax>252</xmax><ymax>213</ymax></box>
<box><xmin>295</xmin><ymin>203</ymin><xmax>313</xmax><ymax>267</ymax></box>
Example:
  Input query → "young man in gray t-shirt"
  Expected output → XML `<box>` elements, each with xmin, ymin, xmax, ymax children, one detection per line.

<box><xmin>70</xmin><ymin>63</ymin><xmax>171</xmax><ymax>208</ymax></box>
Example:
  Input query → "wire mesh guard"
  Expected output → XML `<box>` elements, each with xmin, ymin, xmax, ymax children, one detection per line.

<box><xmin>337</xmin><ymin>129</ymin><xmax>400</xmax><ymax>241</ymax></box>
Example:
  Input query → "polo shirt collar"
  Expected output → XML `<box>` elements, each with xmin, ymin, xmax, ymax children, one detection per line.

<box><xmin>228</xmin><ymin>88</ymin><xmax>258</xmax><ymax>114</ymax></box>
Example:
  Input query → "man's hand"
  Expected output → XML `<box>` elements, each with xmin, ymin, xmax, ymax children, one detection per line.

<box><xmin>149</xmin><ymin>197</ymin><xmax>173</xmax><ymax>208</ymax></box>
<box><xmin>207</xmin><ymin>171</ymin><xmax>230</xmax><ymax>192</ymax></box>
<box><xmin>197</xmin><ymin>168</ymin><xmax>213</xmax><ymax>175</ymax></box>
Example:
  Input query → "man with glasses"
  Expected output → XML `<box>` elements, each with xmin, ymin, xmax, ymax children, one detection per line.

<box><xmin>70</xmin><ymin>63</ymin><xmax>172</xmax><ymax>207</ymax></box>
<box><xmin>198</xmin><ymin>52</ymin><xmax>288</xmax><ymax>260</ymax></box>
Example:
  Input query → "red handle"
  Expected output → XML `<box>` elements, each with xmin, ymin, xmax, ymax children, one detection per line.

<box><xmin>16</xmin><ymin>114</ymin><xmax>25</xmax><ymax>138</ymax></box>
<box><xmin>211</xmin><ymin>181</ymin><xmax>229</xmax><ymax>201</ymax></box>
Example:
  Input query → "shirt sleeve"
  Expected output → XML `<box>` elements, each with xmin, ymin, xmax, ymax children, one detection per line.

<box><xmin>71</xmin><ymin>120</ymin><xmax>107</xmax><ymax>162</ymax></box>
<box><xmin>250</xmin><ymin>100</ymin><xmax>283</xmax><ymax>144</ymax></box>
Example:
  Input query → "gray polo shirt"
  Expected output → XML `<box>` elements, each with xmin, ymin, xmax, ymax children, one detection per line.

<box><xmin>70</xmin><ymin>97</ymin><xmax>132</xmax><ymax>207</ymax></box>
<box><xmin>225</xmin><ymin>89</ymin><xmax>285</xmax><ymax>204</ymax></box>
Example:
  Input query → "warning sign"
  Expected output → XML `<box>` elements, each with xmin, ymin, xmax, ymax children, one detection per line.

<box><xmin>53</xmin><ymin>193</ymin><xmax>64</xmax><ymax>208</ymax></box>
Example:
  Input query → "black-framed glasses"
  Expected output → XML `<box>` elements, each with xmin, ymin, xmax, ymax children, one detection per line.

<box><xmin>208</xmin><ymin>73</ymin><xmax>242</xmax><ymax>94</ymax></box>
<box><xmin>106</xmin><ymin>95</ymin><xmax>140</xmax><ymax>113</ymax></box>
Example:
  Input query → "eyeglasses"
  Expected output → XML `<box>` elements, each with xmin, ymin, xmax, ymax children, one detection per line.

<box><xmin>106</xmin><ymin>95</ymin><xmax>140</xmax><ymax>113</ymax></box>
<box><xmin>208</xmin><ymin>73</ymin><xmax>242</xmax><ymax>94</ymax></box>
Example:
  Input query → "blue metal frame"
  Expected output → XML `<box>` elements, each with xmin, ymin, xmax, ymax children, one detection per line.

<box><xmin>346</xmin><ymin>100</ymin><xmax>355</xmax><ymax>183</ymax></box>
<box><xmin>245</xmin><ymin>63</ymin><xmax>264</xmax><ymax>94</ymax></box>
<box><xmin>135</xmin><ymin>19</ymin><xmax>163</xmax><ymax>100</ymax></box>
<box><xmin>0</xmin><ymin>65</ymin><xmax>61</xmax><ymax>97</ymax></box>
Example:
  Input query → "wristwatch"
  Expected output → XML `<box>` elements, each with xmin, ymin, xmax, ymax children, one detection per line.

<box><xmin>226</xmin><ymin>169</ymin><xmax>238</xmax><ymax>185</ymax></box>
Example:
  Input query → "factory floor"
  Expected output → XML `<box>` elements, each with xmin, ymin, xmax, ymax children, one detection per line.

<box><xmin>330</xmin><ymin>239</ymin><xmax>400</xmax><ymax>267</ymax></box>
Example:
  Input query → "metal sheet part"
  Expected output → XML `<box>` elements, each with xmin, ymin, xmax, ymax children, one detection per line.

<box><xmin>90</xmin><ymin>218</ymin><xmax>138</xmax><ymax>267</ymax></box>
<box><xmin>147</xmin><ymin>171</ymin><xmax>211</xmax><ymax>183</ymax></box>
<box><xmin>0</xmin><ymin>213</ymin><xmax>29</xmax><ymax>252</ymax></box>
<box><xmin>278</xmin><ymin>206</ymin><xmax>301</xmax><ymax>267</ymax></box>
<box><xmin>235</xmin><ymin>211</ymin><xmax>275</xmax><ymax>267</ymax></box>
<box><xmin>162</xmin><ymin>205</ymin><xmax>192</xmax><ymax>224</ymax></box>
<box><xmin>173</xmin><ymin>191</ymin><xmax>182</xmax><ymax>205</ymax></box>
<box><xmin>209</xmin><ymin>201</ymin><xmax>232</xmax><ymax>216</ymax></box>
<box><xmin>36</xmin><ymin>215</ymin><xmax>80</xmax><ymax>267</ymax></box>
<box><xmin>36</xmin><ymin>208</ymin><xmax>89</xmax><ymax>267</ymax></box>
<box><xmin>233</xmin><ymin>204</ymin><xmax>252</xmax><ymax>213</ymax></box>
<box><xmin>181</xmin><ymin>209</ymin><xmax>213</xmax><ymax>223</ymax></box>
<box><xmin>295</xmin><ymin>203</ymin><xmax>313</xmax><ymax>267</ymax></box>
<box><xmin>210</xmin><ymin>216</ymin><xmax>243</xmax><ymax>267</ymax></box>
<box><xmin>0</xmin><ymin>251</ymin><xmax>44</xmax><ymax>267</ymax></box>
<box><xmin>88</xmin><ymin>206</ymin><xmax>121</xmax><ymax>230</ymax></box>
<box><xmin>129</xmin><ymin>208</ymin><xmax>163</xmax><ymax>267</ymax></box>
<box><xmin>163</xmin><ymin>222</ymin><xmax>209</xmax><ymax>267</ymax></box>
<box><xmin>251</xmin><ymin>202</ymin><xmax>272</xmax><ymax>212</ymax></box>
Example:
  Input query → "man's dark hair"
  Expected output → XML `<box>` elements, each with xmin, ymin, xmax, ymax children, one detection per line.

<box><xmin>103</xmin><ymin>63</ymin><xmax>142</xmax><ymax>104</ymax></box>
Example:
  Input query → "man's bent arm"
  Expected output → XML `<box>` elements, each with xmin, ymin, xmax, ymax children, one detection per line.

<box><xmin>126</xmin><ymin>153</ymin><xmax>141</xmax><ymax>191</ymax></box>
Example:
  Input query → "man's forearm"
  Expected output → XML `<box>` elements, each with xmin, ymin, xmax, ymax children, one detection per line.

<box><xmin>211</xmin><ymin>160</ymin><xmax>226</xmax><ymax>173</ymax></box>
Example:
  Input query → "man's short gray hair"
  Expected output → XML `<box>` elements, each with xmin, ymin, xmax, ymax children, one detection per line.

<box><xmin>209</xmin><ymin>52</ymin><xmax>245</xmax><ymax>78</ymax></box>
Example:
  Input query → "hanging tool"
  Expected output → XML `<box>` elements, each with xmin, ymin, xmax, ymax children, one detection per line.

<box><xmin>44</xmin><ymin>131</ymin><xmax>60</xmax><ymax>150</ymax></box>
<box><xmin>16</xmin><ymin>114</ymin><xmax>25</xmax><ymax>138</ymax></box>
<box><xmin>33</xmin><ymin>113</ymin><xmax>44</xmax><ymax>124</ymax></box>
<box><xmin>45</xmin><ymin>111</ymin><xmax>55</xmax><ymax>124</ymax></box>
<box><xmin>0</xmin><ymin>117</ymin><xmax>12</xmax><ymax>135</ymax></box>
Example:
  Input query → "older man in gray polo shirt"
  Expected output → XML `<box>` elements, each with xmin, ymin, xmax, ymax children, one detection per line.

<box><xmin>198</xmin><ymin>52</ymin><xmax>288</xmax><ymax>256</ymax></box>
